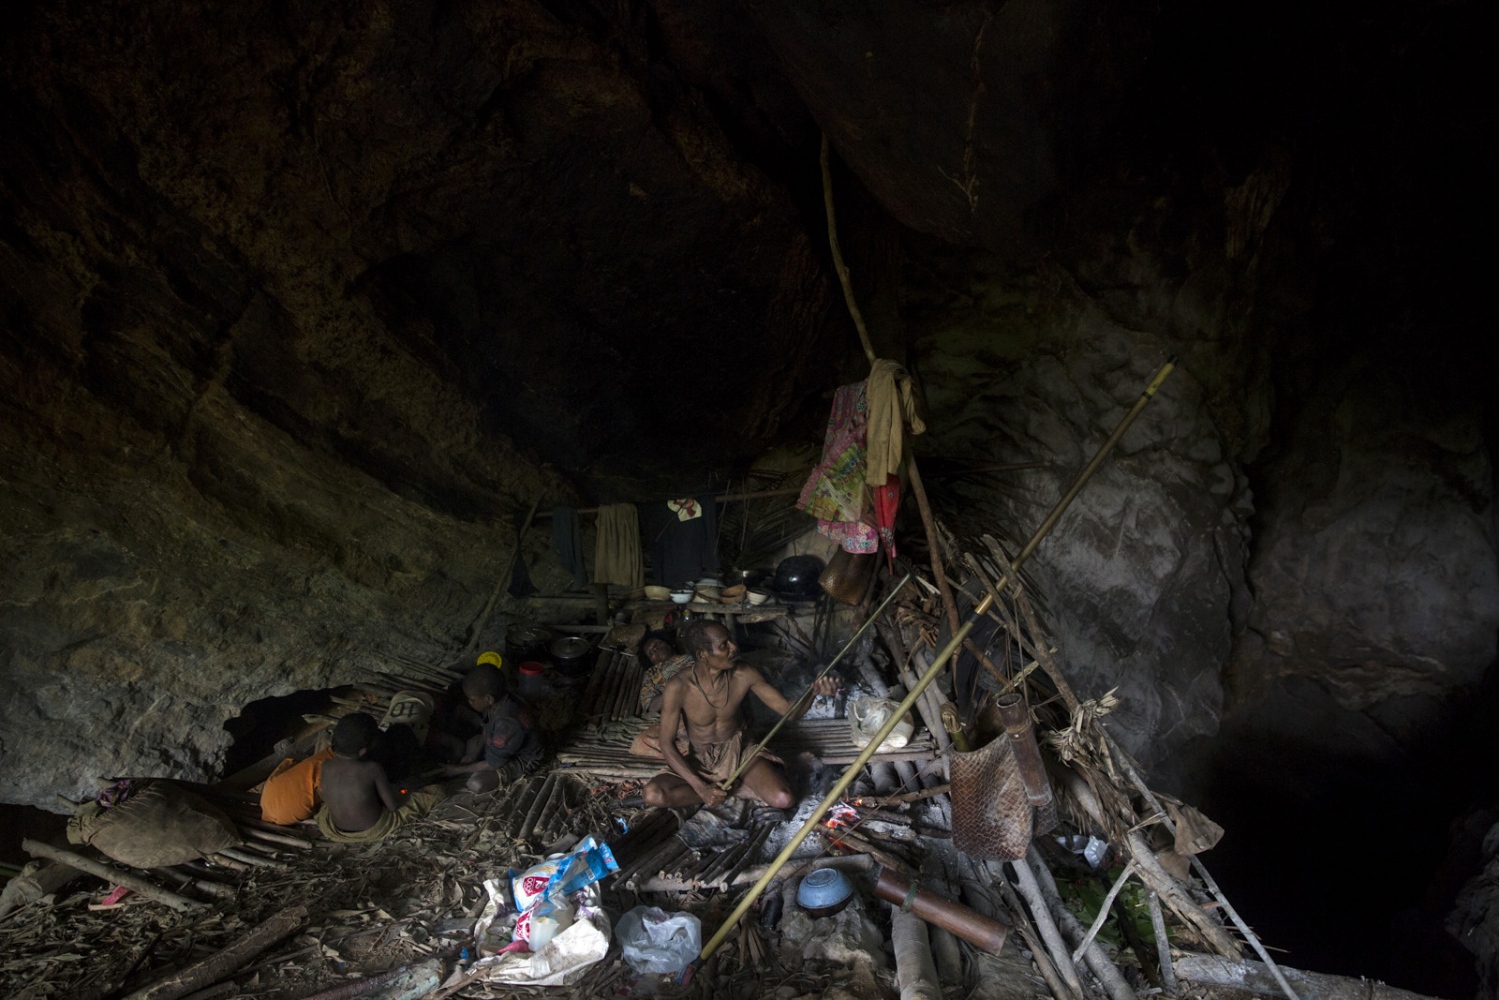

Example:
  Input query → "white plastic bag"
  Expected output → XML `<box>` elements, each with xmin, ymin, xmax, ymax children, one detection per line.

<box><xmin>476</xmin><ymin>883</ymin><xmax>610</xmax><ymax>987</ymax></box>
<box><xmin>616</xmin><ymin>905</ymin><xmax>702</xmax><ymax>974</ymax></box>
<box><xmin>848</xmin><ymin>696</ymin><xmax>913</xmax><ymax>751</ymax></box>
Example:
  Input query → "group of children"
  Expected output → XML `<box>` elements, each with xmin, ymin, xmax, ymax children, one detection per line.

<box><xmin>260</xmin><ymin>661</ymin><xmax>544</xmax><ymax>843</ymax></box>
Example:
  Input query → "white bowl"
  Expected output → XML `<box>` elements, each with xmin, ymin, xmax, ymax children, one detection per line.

<box><xmin>670</xmin><ymin>590</ymin><xmax>695</xmax><ymax>605</ymax></box>
<box><xmin>746</xmin><ymin>589</ymin><xmax>771</xmax><ymax>606</ymax></box>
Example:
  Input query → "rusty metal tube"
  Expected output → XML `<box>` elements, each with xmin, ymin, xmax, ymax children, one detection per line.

<box><xmin>875</xmin><ymin>867</ymin><xmax>1007</xmax><ymax>954</ymax></box>
<box><xmin>994</xmin><ymin>693</ymin><xmax>1053</xmax><ymax>808</ymax></box>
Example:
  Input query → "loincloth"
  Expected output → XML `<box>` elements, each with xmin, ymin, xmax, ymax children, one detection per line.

<box><xmin>315</xmin><ymin>785</ymin><xmax>445</xmax><ymax>844</ymax></box>
<box><xmin>651</xmin><ymin>729</ymin><xmax>782</xmax><ymax>786</ymax></box>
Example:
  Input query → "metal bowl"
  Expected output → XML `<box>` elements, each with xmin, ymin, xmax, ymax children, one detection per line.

<box><xmin>796</xmin><ymin>867</ymin><xmax>854</xmax><ymax>918</ymax></box>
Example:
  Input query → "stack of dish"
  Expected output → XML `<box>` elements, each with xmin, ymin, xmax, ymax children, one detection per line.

<box><xmin>643</xmin><ymin>585</ymin><xmax>671</xmax><ymax>601</ymax></box>
<box><xmin>694</xmin><ymin>585</ymin><xmax>722</xmax><ymax>603</ymax></box>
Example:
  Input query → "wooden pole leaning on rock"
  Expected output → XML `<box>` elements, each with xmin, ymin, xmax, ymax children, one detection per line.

<box><xmin>461</xmin><ymin>494</ymin><xmax>543</xmax><ymax>661</ymax></box>
<box><xmin>21</xmin><ymin>840</ymin><xmax>200</xmax><ymax>912</ymax></box>
<box><xmin>123</xmin><ymin>904</ymin><xmax>309</xmax><ymax>1000</ymax></box>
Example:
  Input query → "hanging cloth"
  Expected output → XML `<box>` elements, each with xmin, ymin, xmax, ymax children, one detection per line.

<box><xmin>550</xmin><ymin>506</ymin><xmax>588</xmax><ymax>590</ymax></box>
<box><xmin>865</xmin><ymin>359</ymin><xmax>926</xmax><ymax>487</ymax></box>
<box><xmin>870</xmin><ymin>474</ymin><xmax>902</xmax><ymax>570</ymax></box>
<box><xmin>648</xmin><ymin>495</ymin><xmax>721</xmax><ymax>588</ymax></box>
<box><xmin>797</xmin><ymin>382</ymin><xmax>878</xmax><ymax>553</ymax></box>
<box><xmin>592</xmin><ymin>504</ymin><xmax>643</xmax><ymax>589</ymax></box>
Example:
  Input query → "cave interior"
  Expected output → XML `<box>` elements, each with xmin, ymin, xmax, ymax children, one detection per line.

<box><xmin>1</xmin><ymin>0</ymin><xmax>1496</xmax><ymax>998</ymax></box>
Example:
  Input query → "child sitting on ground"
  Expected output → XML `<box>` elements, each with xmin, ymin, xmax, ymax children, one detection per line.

<box><xmin>444</xmin><ymin>663</ymin><xmax>543</xmax><ymax>792</ymax></box>
<box><xmin>316</xmin><ymin>713</ymin><xmax>444</xmax><ymax>843</ymax></box>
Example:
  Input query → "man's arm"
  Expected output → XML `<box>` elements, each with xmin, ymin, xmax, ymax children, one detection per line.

<box><xmin>659</xmin><ymin>679</ymin><xmax>726</xmax><ymax>806</ymax></box>
<box><xmin>749</xmin><ymin>668</ymin><xmax>839</xmax><ymax>721</ymax></box>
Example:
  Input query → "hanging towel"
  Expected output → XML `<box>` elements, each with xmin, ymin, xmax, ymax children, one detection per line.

<box><xmin>648</xmin><ymin>495</ymin><xmax>721</xmax><ymax>589</ymax></box>
<box><xmin>550</xmin><ymin>506</ymin><xmax>587</xmax><ymax>590</ymax></box>
<box><xmin>592</xmin><ymin>503</ymin><xmax>644</xmax><ymax>589</ymax></box>
<box><xmin>797</xmin><ymin>382</ymin><xmax>878</xmax><ymax>553</ymax></box>
<box><xmin>865</xmin><ymin>359</ymin><xmax>926</xmax><ymax>487</ymax></box>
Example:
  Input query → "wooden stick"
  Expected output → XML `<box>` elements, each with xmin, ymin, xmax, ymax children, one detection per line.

<box><xmin>820</xmin><ymin>132</ymin><xmax>877</xmax><ymax>365</ymax></box>
<box><xmin>238</xmin><ymin>822</ymin><xmax>313</xmax><ymax>849</ymax></box>
<box><xmin>462</xmin><ymin>494</ymin><xmax>542</xmax><ymax>660</ymax></box>
<box><xmin>121</xmin><ymin>904</ymin><xmax>308</xmax><ymax>1000</ymax></box>
<box><xmin>21</xmin><ymin>840</ymin><xmax>200</xmax><ymax>912</ymax></box>
<box><xmin>1005</xmin><ymin>857</ymin><xmax>1086</xmax><ymax>1000</ymax></box>
<box><xmin>1147</xmin><ymin>891</ymin><xmax>1177</xmax><ymax>992</ymax></box>
<box><xmin>985</xmin><ymin>864</ymin><xmax>1081</xmax><ymax>1000</ymax></box>
<box><xmin>215</xmin><ymin>846</ymin><xmax>284</xmax><ymax>868</ymax></box>
<box><xmin>1072</xmin><ymin>861</ymin><xmax>1137</xmax><ymax>963</ymax></box>
<box><xmin>1025</xmin><ymin>846</ymin><xmax>1138</xmax><ymax>1000</ymax></box>
<box><xmin>1175</xmin><ymin>955</ymin><xmax>1435</xmax><ymax>1000</ymax></box>
<box><xmin>858</xmin><ymin>783</ymin><xmax>950</xmax><ymax>807</ymax></box>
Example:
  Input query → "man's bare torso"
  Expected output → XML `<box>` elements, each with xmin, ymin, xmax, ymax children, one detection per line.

<box><xmin>662</xmin><ymin>664</ymin><xmax>766</xmax><ymax>746</ymax></box>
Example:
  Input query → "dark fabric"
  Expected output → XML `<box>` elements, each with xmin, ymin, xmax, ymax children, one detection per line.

<box><xmin>550</xmin><ymin>505</ymin><xmax>587</xmax><ymax>590</ymax></box>
<box><xmin>645</xmin><ymin>495</ymin><xmax>720</xmax><ymax>589</ymax></box>
<box><xmin>507</xmin><ymin>551</ymin><xmax>537</xmax><ymax>598</ymax></box>
<box><xmin>482</xmin><ymin>695</ymin><xmax>544</xmax><ymax>771</ymax></box>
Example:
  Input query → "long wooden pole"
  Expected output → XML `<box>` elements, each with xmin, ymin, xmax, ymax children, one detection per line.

<box><xmin>21</xmin><ymin>840</ymin><xmax>200</xmax><ymax>912</ymax></box>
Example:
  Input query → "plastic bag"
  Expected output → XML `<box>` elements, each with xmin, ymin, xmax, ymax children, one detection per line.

<box><xmin>476</xmin><ymin>883</ymin><xmax>610</xmax><ymax>987</ymax></box>
<box><xmin>616</xmin><ymin>905</ymin><xmax>702</xmax><ymax>974</ymax></box>
<box><xmin>848</xmin><ymin>697</ymin><xmax>913</xmax><ymax>751</ymax></box>
<box><xmin>511</xmin><ymin>836</ymin><xmax>618</xmax><ymax>911</ymax></box>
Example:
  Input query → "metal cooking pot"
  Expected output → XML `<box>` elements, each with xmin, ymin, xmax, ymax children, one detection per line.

<box><xmin>507</xmin><ymin>624</ymin><xmax>554</xmax><ymax>661</ymax></box>
<box><xmin>773</xmin><ymin>554</ymin><xmax>825</xmax><ymax>598</ymax></box>
<box><xmin>549</xmin><ymin>635</ymin><xmax>594</xmax><ymax>678</ymax></box>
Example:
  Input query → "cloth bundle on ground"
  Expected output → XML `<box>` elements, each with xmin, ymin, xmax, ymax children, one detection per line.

<box><xmin>68</xmin><ymin>779</ymin><xmax>241</xmax><ymax>867</ymax></box>
<box><xmin>315</xmin><ymin>785</ymin><xmax>446</xmax><ymax>844</ymax></box>
<box><xmin>260</xmin><ymin>747</ymin><xmax>336</xmax><ymax>825</ymax></box>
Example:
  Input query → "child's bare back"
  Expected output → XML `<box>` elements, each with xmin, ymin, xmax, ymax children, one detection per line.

<box><xmin>320</xmin><ymin>756</ymin><xmax>402</xmax><ymax>833</ymax></box>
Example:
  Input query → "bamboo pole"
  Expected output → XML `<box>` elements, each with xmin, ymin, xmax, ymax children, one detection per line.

<box><xmin>820</xmin><ymin>133</ymin><xmax>877</xmax><ymax>366</ymax></box>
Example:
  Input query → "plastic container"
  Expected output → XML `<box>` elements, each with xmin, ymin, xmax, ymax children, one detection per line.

<box><xmin>517</xmin><ymin>661</ymin><xmax>549</xmax><ymax>701</ymax></box>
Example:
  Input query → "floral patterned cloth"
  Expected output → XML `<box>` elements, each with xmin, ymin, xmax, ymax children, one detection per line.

<box><xmin>797</xmin><ymin>382</ymin><xmax>878</xmax><ymax>553</ymax></box>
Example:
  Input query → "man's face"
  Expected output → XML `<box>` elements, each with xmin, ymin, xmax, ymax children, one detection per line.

<box><xmin>643</xmin><ymin>639</ymin><xmax>672</xmax><ymax>664</ymax></box>
<box><xmin>697</xmin><ymin>625</ymin><xmax>737</xmax><ymax>673</ymax></box>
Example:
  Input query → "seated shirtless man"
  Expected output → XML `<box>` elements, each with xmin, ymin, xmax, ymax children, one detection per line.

<box><xmin>643</xmin><ymin>619</ymin><xmax>837</xmax><ymax>809</ymax></box>
<box><xmin>317</xmin><ymin>713</ymin><xmax>443</xmax><ymax>843</ymax></box>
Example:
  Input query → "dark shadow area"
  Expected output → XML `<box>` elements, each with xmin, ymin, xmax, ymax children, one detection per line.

<box><xmin>1166</xmin><ymin>662</ymin><xmax>1499</xmax><ymax>999</ymax></box>
<box><xmin>220</xmin><ymin>688</ymin><xmax>339</xmax><ymax>778</ymax></box>
<box><xmin>0</xmin><ymin>803</ymin><xmax>68</xmax><ymax>869</ymax></box>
